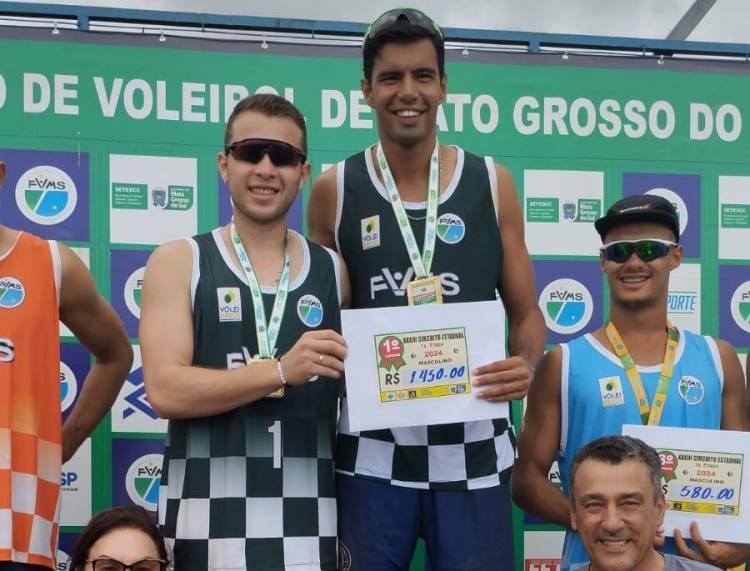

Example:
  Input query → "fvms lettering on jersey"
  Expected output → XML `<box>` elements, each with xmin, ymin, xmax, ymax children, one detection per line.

<box><xmin>370</xmin><ymin>268</ymin><xmax>460</xmax><ymax>299</ymax></box>
<box><xmin>226</xmin><ymin>345</ymin><xmax>254</xmax><ymax>368</ymax></box>
<box><xmin>0</xmin><ymin>338</ymin><xmax>14</xmax><ymax>362</ymax></box>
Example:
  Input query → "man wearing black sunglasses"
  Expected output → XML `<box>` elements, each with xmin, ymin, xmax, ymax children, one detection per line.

<box><xmin>514</xmin><ymin>193</ymin><xmax>749</xmax><ymax>569</ymax></box>
<box><xmin>308</xmin><ymin>8</ymin><xmax>545</xmax><ymax>571</ymax></box>
<box><xmin>140</xmin><ymin>94</ymin><xmax>349</xmax><ymax>571</ymax></box>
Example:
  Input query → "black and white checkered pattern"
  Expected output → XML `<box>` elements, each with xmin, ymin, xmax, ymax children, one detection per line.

<box><xmin>157</xmin><ymin>232</ymin><xmax>340</xmax><ymax>570</ymax></box>
<box><xmin>160</xmin><ymin>416</ymin><xmax>337</xmax><ymax>570</ymax></box>
<box><xmin>335</xmin><ymin>398</ymin><xmax>516</xmax><ymax>490</ymax></box>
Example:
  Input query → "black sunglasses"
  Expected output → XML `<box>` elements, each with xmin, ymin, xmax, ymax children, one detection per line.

<box><xmin>225</xmin><ymin>138</ymin><xmax>306</xmax><ymax>167</ymax></box>
<box><xmin>87</xmin><ymin>557</ymin><xmax>168</xmax><ymax>571</ymax></box>
<box><xmin>366</xmin><ymin>8</ymin><xmax>444</xmax><ymax>41</ymax></box>
<box><xmin>600</xmin><ymin>239</ymin><xmax>677</xmax><ymax>263</ymax></box>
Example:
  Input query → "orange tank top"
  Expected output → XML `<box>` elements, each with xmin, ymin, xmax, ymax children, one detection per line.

<box><xmin>0</xmin><ymin>231</ymin><xmax>61</xmax><ymax>569</ymax></box>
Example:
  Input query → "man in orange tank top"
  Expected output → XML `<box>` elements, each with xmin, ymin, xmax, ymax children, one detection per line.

<box><xmin>0</xmin><ymin>160</ymin><xmax>133</xmax><ymax>571</ymax></box>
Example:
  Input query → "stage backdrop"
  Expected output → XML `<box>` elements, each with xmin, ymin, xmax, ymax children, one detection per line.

<box><xmin>1</xmin><ymin>27</ymin><xmax>749</xmax><ymax>571</ymax></box>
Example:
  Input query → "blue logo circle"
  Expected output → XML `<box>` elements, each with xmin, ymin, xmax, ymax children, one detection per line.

<box><xmin>0</xmin><ymin>277</ymin><xmax>25</xmax><ymax>308</ymax></box>
<box><xmin>297</xmin><ymin>294</ymin><xmax>324</xmax><ymax>328</ymax></box>
<box><xmin>678</xmin><ymin>376</ymin><xmax>704</xmax><ymax>405</ymax></box>
<box><xmin>436</xmin><ymin>213</ymin><xmax>465</xmax><ymax>244</ymax></box>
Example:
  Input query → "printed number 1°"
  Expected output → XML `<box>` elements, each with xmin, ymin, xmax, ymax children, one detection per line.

<box><xmin>267</xmin><ymin>420</ymin><xmax>282</xmax><ymax>469</ymax></box>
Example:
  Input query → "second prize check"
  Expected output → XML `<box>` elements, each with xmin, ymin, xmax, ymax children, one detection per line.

<box><xmin>341</xmin><ymin>300</ymin><xmax>508</xmax><ymax>432</ymax></box>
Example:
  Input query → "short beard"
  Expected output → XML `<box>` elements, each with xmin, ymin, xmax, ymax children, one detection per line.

<box><xmin>612</xmin><ymin>294</ymin><xmax>658</xmax><ymax>311</ymax></box>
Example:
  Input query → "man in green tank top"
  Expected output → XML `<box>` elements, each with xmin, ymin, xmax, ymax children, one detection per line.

<box><xmin>140</xmin><ymin>94</ymin><xmax>349</xmax><ymax>571</ymax></box>
<box><xmin>308</xmin><ymin>8</ymin><xmax>546</xmax><ymax>571</ymax></box>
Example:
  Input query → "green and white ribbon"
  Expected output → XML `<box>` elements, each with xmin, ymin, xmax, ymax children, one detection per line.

<box><xmin>376</xmin><ymin>139</ymin><xmax>440</xmax><ymax>278</ymax></box>
<box><xmin>230</xmin><ymin>223</ymin><xmax>290</xmax><ymax>359</ymax></box>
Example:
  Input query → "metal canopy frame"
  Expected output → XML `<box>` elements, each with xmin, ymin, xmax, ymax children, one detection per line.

<box><xmin>1</xmin><ymin>1</ymin><xmax>749</xmax><ymax>58</ymax></box>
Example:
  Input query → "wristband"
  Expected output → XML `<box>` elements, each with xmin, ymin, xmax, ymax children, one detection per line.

<box><xmin>520</xmin><ymin>357</ymin><xmax>536</xmax><ymax>374</ymax></box>
<box><xmin>276</xmin><ymin>357</ymin><xmax>288</xmax><ymax>387</ymax></box>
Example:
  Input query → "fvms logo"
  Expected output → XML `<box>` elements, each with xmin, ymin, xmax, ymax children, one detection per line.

<box><xmin>60</xmin><ymin>361</ymin><xmax>78</xmax><ymax>413</ymax></box>
<box><xmin>217</xmin><ymin>287</ymin><xmax>242</xmax><ymax>322</ymax></box>
<box><xmin>361</xmin><ymin>215</ymin><xmax>381</xmax><ymax>250</ymax></box>
<box><xmin>539</xmin><ymin>278</ymin><xmax>593</xmax><ymax>334</ymax></box>
<box><xmin>124</xmin><ymin>267</ymin><xmax>145</xmax><ymax>319</ymax></box>
<box><xmin>297</xmin><ymin>294</ymin><xmax>324</xmax><ymax>327</ymax></box>
<box><xmin>0</xmin><ymin>276</ymin><xmax>25</xmax><ymax>308</ymax></box>
<box><xmin>678</xmin><ymin>376</ymin><xmax>704</xmax><ymax>405</ymax></box>
<box><xmin>15</xmin><ymin>165</ymin><xmax>78</xmax><ymax>225</ymax></box>
<box><xmin>125</xmin><ymin>453</ymin><xmax>163</xmax><ymax>509</ymax></box>
<box><xmin>730</xmin><ymin>281</ymin><xmax>750</xmax><ymax>334</ymax></box>
<box><xmin>370</xmin><ymin>268</ymin><xmax>460</xmax><ymax>299</ymax></box>
<box><xmin>436</xmin><ymin>213</ymin><xmax>465</xmax><ymax>244</ymax></box>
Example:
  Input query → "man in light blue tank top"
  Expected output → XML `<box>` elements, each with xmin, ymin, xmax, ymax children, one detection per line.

<box><xmin>513</xmin><ymin>194</ymin><xmax>749</xmax><ymax>569</ymax></box>
<box><xmin>569</xmin><ymin>435</ymin><xmax>720</xmax><ymax>571</ymax></box>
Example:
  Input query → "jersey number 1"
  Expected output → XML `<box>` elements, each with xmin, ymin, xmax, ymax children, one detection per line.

<box><xmin>267</xmin><ymin>420</ymin><xmax>282</xmax><ymax>469</ymax></box>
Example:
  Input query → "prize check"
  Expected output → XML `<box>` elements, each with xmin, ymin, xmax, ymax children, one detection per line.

<box><xmin>341</xmin><ymin>300</ymin><xmax>507</xmax><ymax>432</ymax></box>
<box><xmin>623</xmin><ymin>424</ymin><xmax>750</xmax><ymax>543</ymax></box>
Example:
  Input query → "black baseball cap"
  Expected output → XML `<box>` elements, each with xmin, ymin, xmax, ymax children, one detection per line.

<box><xmin>595</xmin><ymin>194</ymin><xmax>680</xmax><ymax>242</ymax></box>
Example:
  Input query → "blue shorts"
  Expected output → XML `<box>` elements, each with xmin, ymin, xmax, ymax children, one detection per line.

<box><xmin>336</xmin><ymin>473</ymin><xmax>515</xmax><ymax>571</ymax></box>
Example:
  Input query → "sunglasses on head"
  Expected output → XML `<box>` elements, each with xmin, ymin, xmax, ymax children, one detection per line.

<box><xmin>87</xmin><ymin>557</ymin><xmax>168</xmax><ymax>571</ymax></box>
<box><xmin>225</xmin><ymin>138</ymin><xmax>306</xmax><ymax>167</ymax></box>
<box><xmin>366</xmin><ymin>8</ymin><xmax>444</xmax><ymax>41</ymax></box>
<box><xmin>600</xmin><ymin>239</ymin><xmax>677</xmax><ymax>263</ymax></box>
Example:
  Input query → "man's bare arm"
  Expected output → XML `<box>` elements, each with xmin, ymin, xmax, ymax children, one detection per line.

<box><xmin>718</xmin><ymin>339</ymin><xmax>748</xmax><ymax>431</ymax></box>
<box><xmin>59</xmin><ymin>244</ymin><xmax>133</xmax><ymax>462</ymax></box>
<box><xmin>308</xmin><ymin>166</ymin><xmax>338</xmax><ymax>250</ymax></box>
<box><xmin>512</xmin><ymin>347</ymin><xmax>571</xmax><ymax>527</ymax></box>
<box><xmin>140</xmin><ymin>240</ymin><xmax>347</xmax><ymax>419</ymax></box>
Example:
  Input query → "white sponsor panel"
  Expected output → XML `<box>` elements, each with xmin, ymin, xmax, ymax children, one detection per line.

<box><xmin>60</xmin><ymin>438</ymin><xmax>92</xmax><ymax>527</ymax></box>
<box><xmin>112</xmin><ymin>345</ymin><xmax>167</xmax><ymax>433</ymax></box>
<box><xmin>109</xmin><ymin>154</ymin><xmax>197</xmax><ymax>245</ymax></box>
<box><xmin>718</xmin><ymin>176</ymin><xmax>750</xmax><ymax>260</ymax></box>
<box><xmin>60</xmin><ymin>247</ymin><xmax>90</xmax><ymax>337</ymax></box>
<box><xmin>667</xmin><ymin>263</ymin><xmax>701</xmax><ymax>333</ymax></box>
<box><xmin>524</xmin><ymin>530</ymin><xmax>564</xmax><ymax>571</ymax></box>
<box><xmin>524</xmin><ymin>170</ymin><xmax>604</xmax><ymax>256</ymax></box>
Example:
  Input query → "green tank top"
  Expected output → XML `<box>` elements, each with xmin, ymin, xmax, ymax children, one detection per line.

<box><xmin>335</xmin><ymin>147</ymin><xmax>514</xmax><ymax>491</ymax></box>
<box><xmin>160</xmin><ymin>228</ymin><xmax>341</xmax><ymax>570</ymax></box>
<box><xmin>337</xmin><ymin>147</ymin><xmax>502</xmax><ymax>307</ymax></box>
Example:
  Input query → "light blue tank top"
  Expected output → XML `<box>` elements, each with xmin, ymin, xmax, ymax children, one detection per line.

<box><xmin>557</xmin><ymin>329</ymin><xmax>723</xmax><ymax>569</ymax></box>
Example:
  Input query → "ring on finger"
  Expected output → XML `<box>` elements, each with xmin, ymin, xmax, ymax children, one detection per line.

<box><xmin>318</xmin><ymin>354</ymin><xmax>324</xmax><ymax>364</ymax></box>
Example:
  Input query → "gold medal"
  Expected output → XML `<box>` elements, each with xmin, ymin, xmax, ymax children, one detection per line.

<box><xmin>407</xmin><ymin>275</ymin><xmax>443</xmax><ymax>306</ymax></box>
<box><xmin>250</xmin><ymin>357</ymin><xmax>285</xmax><ymax>398</ymax></box>
<box><xmin>267</xmin><ymin>386</ymin><xmax>285</xmax><ymax>398</ymax></box>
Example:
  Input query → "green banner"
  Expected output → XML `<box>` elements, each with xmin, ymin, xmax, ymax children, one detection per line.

<box><xmin>1</xmin><ymin>31</ymin><xmax>749</xmax><ymax>571</ymax></box>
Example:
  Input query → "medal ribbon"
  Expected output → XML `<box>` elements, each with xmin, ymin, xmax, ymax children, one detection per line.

<box><xmin>605</xmin><ymin>321</ymin><xmax>680</xmax><ymax>426</ymax></box>
<box><xmin>376</xmin><ymin>139</ymin><xmax>440</xmax><ymax>279</ymax></box>
<box><xmin>230</xmin><ymin>223</ymin><xmax>291</xmax><ymax>359</ymax></box>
